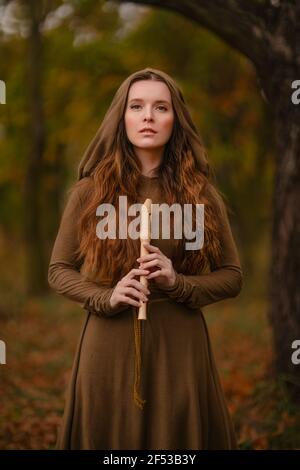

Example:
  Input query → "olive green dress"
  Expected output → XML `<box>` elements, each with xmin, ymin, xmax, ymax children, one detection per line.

<box><xmin>48</xmin><ymin>174</ymin><xmax>243</xmax><ymax>450</ymax></box>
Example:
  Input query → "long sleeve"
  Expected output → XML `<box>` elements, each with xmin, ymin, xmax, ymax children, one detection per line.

<box><xmin>161</xmin><ymin>200</ymin><xmax>243</xmax><ymax>310</ymax></box>
<box><xmin>47</xmin><ymin>179</ymin><xmax>125</xmax><ymax>318</ymax></box>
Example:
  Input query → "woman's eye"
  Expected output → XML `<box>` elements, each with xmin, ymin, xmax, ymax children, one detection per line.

<box><xmin>130</xmin><ymin>105</ymin><xmax>167</xmax><ymax>111</ymax></box>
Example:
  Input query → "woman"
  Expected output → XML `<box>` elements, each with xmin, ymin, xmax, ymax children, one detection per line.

<box><xmin>48</xmin><ymin>67</ymin><xmax>243</xmax><ymax>450</ymax></box>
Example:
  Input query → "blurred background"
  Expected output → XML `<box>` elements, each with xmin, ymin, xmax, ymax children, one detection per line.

<box><xmin>0</xmin><ymin>0</ymin><xmax>299</xmax><ymax>450</ymax></box>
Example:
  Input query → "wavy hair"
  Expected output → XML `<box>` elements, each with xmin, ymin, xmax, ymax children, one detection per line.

<box><xmin>70</xmin><ymin>67</ymin><xmax>229</xmax><ymax>287</ymax></box>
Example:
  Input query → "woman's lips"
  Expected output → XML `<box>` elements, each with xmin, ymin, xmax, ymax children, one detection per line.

<box><xmin>140</xmin><ymin>130</ymin><xmax>157</xmax><ymax>135</ymax></box>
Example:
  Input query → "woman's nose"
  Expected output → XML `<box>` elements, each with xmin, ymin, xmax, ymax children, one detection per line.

<box><xmin>143</xmin><ymin>108</ymin><xmax>154</xmax><ymax>121</ymax></box>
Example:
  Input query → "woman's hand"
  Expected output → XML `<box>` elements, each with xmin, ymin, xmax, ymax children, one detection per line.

<box><xmin>137</xmin><ymin>243</ymin><xmax>176</xmax><ymax>289</ymax></box>
<box><xmin>109</xmin><ymin>268</ymin><xmax>151</xmax><ymax>310</ymax></box>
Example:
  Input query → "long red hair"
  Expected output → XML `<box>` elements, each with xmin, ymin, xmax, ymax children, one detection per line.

<box><xmin>69</xmin><ymin>68</ymin><xmax>229</xmax><ymax>287</ymax></box>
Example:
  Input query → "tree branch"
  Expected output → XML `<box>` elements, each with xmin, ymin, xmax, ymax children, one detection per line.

<box><xmin>112</xmin><ymin>0</ymin><xmax>280</xmax><ymax>67</ymax></box>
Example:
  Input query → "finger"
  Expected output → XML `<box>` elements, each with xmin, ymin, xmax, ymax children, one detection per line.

<box><xmin>142</xmin><ymin>242</ymin><xmax>160</xmax><ymax>253</ymax></box>
<box><xmin>146</xmin><ymin>270</ymin><xmax>163</xmax><ymax>279</ymax></box>
<box><xmin>123</xmin><ymin>279</ymin><xmax>150</xmax><ymax>295</ymax></box>
<box><xmin>124</xmin><ymin>287</ymin><xmax>148</xmax><ymax>302</ymax></box>
<box><xmin>119</xmin><ymin>295</ymin><xmax>142</xmax><ymax>308</ymax></box>
<box><xmin>125</xmin><ymin>279</ymin><xmax>150</xmax><ymax>295</ymax></box>
<box><xmin>126</xmin><ymin>268</ymin><xmax>150</xmax><ymax>278</ymax></box>
<box><xmin>137</xmin><ymin>253</ymin><xmax>163</xmax><ymax>262</ymax></box>
<box><xmin>140</xmin><ymin>259</ymin><xmax>163</xmax><ymax>270</ymax></box>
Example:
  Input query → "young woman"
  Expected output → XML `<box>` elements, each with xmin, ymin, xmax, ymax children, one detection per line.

<box><xmin>48</xmin><ymin>67</ymin><xmax>243</xmax><ymax>450</ymax></box>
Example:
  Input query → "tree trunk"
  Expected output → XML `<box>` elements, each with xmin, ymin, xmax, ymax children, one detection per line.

<box><xmin>23</xmin><ymin>0</ymin><xmax>47</xmax><ymax>295</ymax></box>
<box><xmin>268</xmin><ymin>82</ymin><xmax>300</xmax><ymax>402</ymax></box>
<box><xmin>47</xmin><ymin>141</ymin><xmax>66</xmax><ymax>243</ymax></box>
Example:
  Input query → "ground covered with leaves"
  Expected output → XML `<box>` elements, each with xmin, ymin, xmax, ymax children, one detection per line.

<box><xmin>1</xmin><ymin>289</ymin><xmax>300</xmax><ymax>450</ymax></box>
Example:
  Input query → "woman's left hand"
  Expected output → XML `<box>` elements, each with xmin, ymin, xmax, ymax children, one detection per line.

<box><xmin>137</xmin><ymin>243</ymin><xmax>176</xmax><ymax>289</ymax></box>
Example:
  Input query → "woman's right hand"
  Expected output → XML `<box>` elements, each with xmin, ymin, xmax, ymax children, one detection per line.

<box><xmin>109</xmin><ymin>268</ymin><xmax>151</xmax><ymax>310</ymax></box>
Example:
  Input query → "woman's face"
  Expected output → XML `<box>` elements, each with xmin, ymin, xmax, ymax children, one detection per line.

<box><xmin>124</xmin><ymin>80</ymin><xmax>174</xmax><ymax>153</ymax></box>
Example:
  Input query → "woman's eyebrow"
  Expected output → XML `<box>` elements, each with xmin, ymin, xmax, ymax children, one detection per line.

<box><xmin>128</xmin><ymin>98</ymin><xmax>170</xmax><ymax>105</ymax></box>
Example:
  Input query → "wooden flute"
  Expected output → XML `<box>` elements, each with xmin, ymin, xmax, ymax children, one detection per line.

<box><xmin>138</xmin><ymin>198</ymin><xmax>152</xmax><ymax>320</ymax></box>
